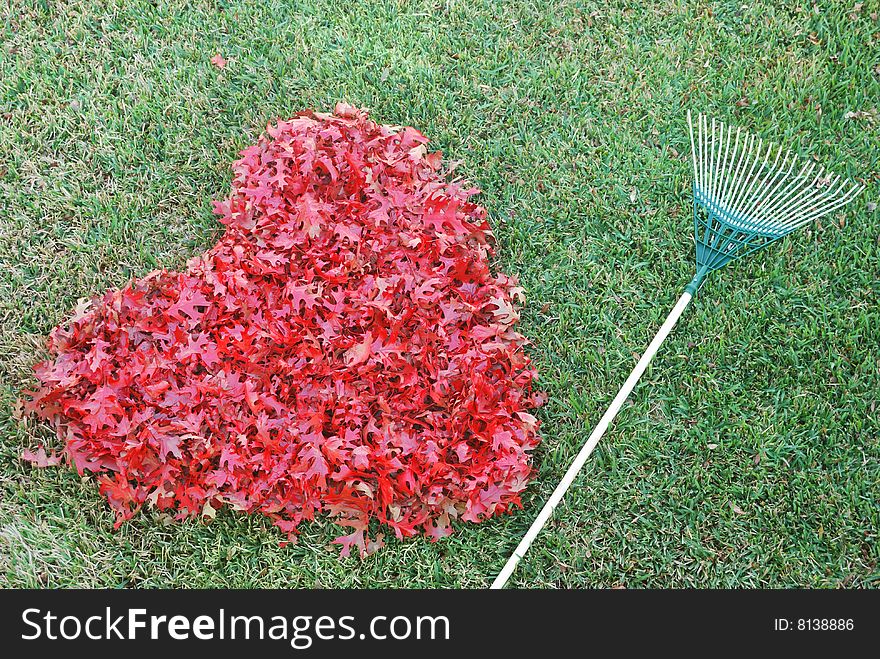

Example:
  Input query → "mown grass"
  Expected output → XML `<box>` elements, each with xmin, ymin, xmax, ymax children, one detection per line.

<box><xmin>1</xmin><ymin>0</ymin><xmax>877</xmax><ymax>588</ymax></box>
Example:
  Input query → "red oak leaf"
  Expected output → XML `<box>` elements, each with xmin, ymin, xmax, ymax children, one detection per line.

<box><xmin>344</xmin><ymin>332</ymin><xmax>373</xmax><ymax>367</ymax></box>
<box><xmin>21</xmin><ymin>447</ymin><xmax>63</xmax><ymax>467</ymax></box>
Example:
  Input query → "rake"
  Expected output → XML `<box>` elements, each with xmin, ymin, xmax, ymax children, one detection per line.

<box><xmin>491</xmin><ymin>111</ymin><xmax>865</xmax><ymax>589</ymax></box>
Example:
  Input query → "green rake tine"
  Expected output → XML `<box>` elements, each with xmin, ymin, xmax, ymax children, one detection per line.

<box><xmin>491</xmin><ymin>111</ymin><xmax>865</xmax><ymax>589</ymax></box>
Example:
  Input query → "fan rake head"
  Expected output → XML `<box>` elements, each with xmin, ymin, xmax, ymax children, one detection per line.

<box><xmin>685</xmin><ymin>111</ymin><xmax>864</xmax><ymax>294</ymax></box>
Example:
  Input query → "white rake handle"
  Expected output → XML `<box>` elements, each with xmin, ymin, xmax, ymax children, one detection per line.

<box><xmin>491</xmin><ymin>290</ymin><xmax>694</xmax><ymax>589</ymax></box>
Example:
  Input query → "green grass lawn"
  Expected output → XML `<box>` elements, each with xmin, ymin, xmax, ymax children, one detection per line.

<box><xmin>1</xmin><ymin>0</ymin><xmax>877</xmax><ymax>588</ymax></box>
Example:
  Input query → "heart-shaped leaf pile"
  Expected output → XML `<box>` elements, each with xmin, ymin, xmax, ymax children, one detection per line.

<box><xmin>22</xmin><ymin>104</ymin><xmax>543</xmax><ymax>555</ymax></box>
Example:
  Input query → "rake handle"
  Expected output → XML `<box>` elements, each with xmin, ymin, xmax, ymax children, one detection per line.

<box><xmin>490</xmin><ymin>289</ymin><xmax>695</xmax><ymax>589</ymax></box>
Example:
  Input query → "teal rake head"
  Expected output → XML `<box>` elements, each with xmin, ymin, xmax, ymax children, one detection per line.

<box><xmin>685</xmin><ymin>111</ymin><xmax>864</xmax><ymax>295</ymax></box>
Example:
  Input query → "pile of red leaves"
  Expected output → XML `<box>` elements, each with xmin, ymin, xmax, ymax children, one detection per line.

<box><xmin>22</xmin><ymin>104</ymin><xmax>543</xmax><ymax>555</ymax></box>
